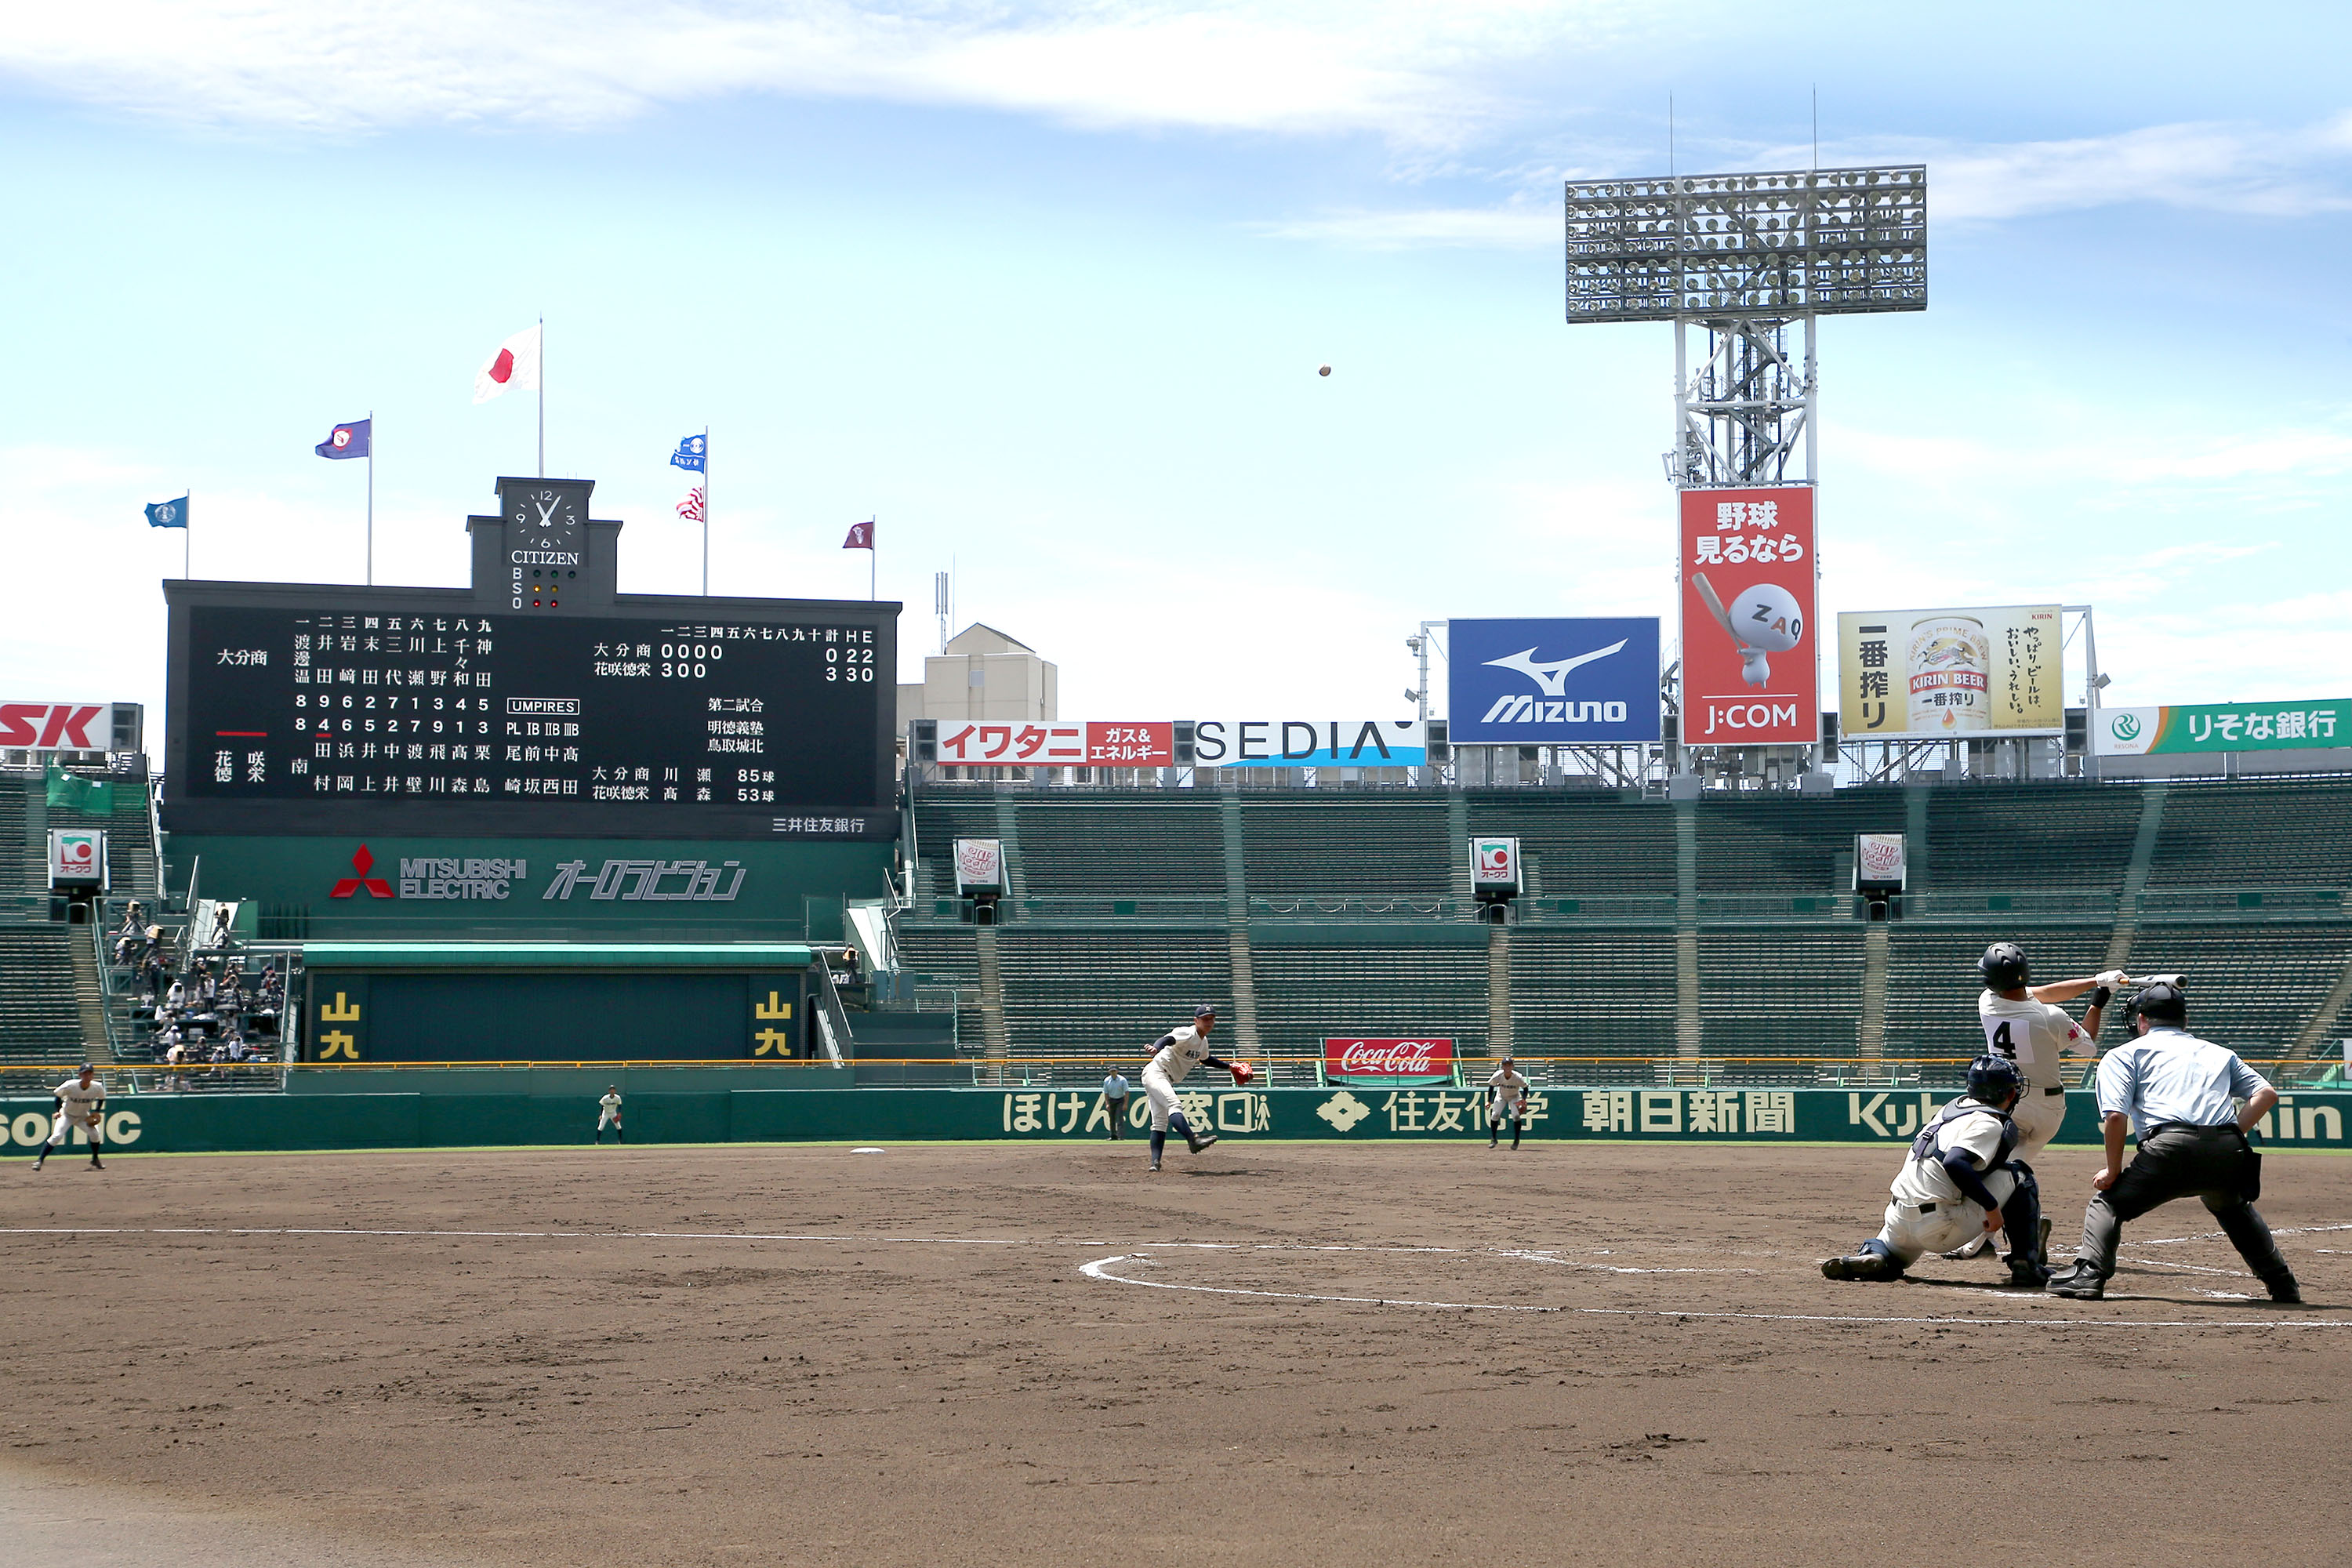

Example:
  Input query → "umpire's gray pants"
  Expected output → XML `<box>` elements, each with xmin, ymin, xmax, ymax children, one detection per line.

<box><xmin>2077</xmin><ymin>1124</ymin><xmax>2293</xmax><ymax>1290</ymax></box>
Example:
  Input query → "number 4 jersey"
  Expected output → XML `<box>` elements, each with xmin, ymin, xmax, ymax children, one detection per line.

<box><xmin>1978</xmin><ymin>992</ymin><xmax>2089</xmax><ymax>1091</ymax></box>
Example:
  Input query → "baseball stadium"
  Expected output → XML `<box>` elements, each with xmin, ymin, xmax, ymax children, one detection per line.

<box><xmin>10</xmin><ymin>22</ymin><xmax>2352</xmax><ymax>1568</ymax></box>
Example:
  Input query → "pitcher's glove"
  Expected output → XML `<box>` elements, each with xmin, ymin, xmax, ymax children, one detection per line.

<box><xmin>1230</xmin><ymin>1062</ymin><xmax>1254</xmax><ymax>1086</ymax></box>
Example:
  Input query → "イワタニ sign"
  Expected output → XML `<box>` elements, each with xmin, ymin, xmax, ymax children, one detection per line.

<box><xmin>46</xmin><ymin>829</ymin><xmax>106</xmax><ymax>888</ymax></box>
<box><xmin>2095</xmin><ymin>701</ymin><xmax>2350</xmax><ymax>756</ymax></box>
<box><xmin>1446</xmin><ymin>618</ymin><xmax>1661</xmax><ymax>743</ymax></box>
<box><xmin>0</xmin><ymin>702</ymin><xmax>115</xmax><ymax>753</ymax></box>
<box><xmin>1836</xmin><ymin>605</ymin><xmax>2062</xmax><ymax>739</ymax></box>
<box><xmin>953</xmin><ymin>838</ymin><xmax>1005</xmax><ymax>894</ymax></box>
<box><xmin>933</xmin><ymin>720</ymin><xmax>1173</xmax><ymax>768</ymax></box>
<box><xmin>1679</xmin><ymin>486</ymin><xmax>1817</xmax><ymax>745</ymax></box>
<box><xmin>1854</xmin><ymin>833</ymin><xmax>1905</xmax><ymax>891</ymax></box>
<box><xmin>1470</xmin><ymin>837</ymin><xmax>1519</xmax><ymax>891</ymax></box>
<box><xmin>1323</xmin><ymin>1038</ymin><xmax>1455</xmax><ymax>1085</ymax></box>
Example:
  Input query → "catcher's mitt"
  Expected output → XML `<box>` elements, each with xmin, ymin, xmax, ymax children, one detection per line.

<box><xmin>1230</xmin><ymin>1061</ymin><xmax>1254</xmax><ymax>1086</ymax></box>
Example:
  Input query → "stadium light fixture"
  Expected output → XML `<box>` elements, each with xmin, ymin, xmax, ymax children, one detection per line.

<box><xmin>1566</xmin><ymin>165</ymin><xmax>1927</xmax><ymax>488</ymax></box>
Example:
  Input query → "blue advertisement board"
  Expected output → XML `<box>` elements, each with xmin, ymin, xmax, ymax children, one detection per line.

<box><xmin>1446</xmin><ymin>618</ymin><xmax>1661</xmax><ymax>743</ymax></box>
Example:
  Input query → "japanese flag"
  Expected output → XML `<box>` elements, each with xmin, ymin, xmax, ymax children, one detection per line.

<box><xmin>473</xmin><ymin>325</ymin><xmax>542</xmax><ymax>404</ymax></box>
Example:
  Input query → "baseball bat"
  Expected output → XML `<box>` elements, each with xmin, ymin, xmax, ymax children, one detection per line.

<box><xmin>1690</xmin><ymin>572</ymin><xmax>1744</xmax><ymax>646</ymax></box>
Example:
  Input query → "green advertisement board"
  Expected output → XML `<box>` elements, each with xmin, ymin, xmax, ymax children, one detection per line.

<box><xmin>5</xmin><ymin>1085</ymin><xmax>2347</xmax><ymax>1155</ymax></box>
<box><xmin>2095</xmin><ymin>699</ymin><xmax>2349</xmax><ymax>756</ymax></box>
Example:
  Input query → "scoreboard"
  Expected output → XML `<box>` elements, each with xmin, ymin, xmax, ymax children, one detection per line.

<box><xmin>162</xmin><ymin>477</ymin><xmax>898</xmax><ymax>841</ymax></box>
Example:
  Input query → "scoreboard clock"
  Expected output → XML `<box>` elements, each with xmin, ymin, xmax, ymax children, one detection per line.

<box><xmin>509</xmin><ymin>485</ymin><xmax>586</xmax><ymax>610</ymax></box>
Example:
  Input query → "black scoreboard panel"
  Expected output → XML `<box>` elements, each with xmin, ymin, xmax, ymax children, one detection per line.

<box><xmin>165</xmin><ymin>593</ymin><xmax>896</xmax><ymax>840</ymax></box>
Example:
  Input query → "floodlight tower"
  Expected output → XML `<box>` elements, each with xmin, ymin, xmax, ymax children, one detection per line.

<box><xmin>1564</xmin><ymin>165</ymin><xmax>1927</xmax><ymax>778</ymax></box>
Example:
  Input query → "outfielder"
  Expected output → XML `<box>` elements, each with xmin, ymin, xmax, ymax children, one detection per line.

<box><xmin>1945</xmin><ymin>942</ymin><xmax>2115</xmax><ymax>1261</ymax></box>
<box><xmin>1486</xmin><ymin>1057</ymin><xmax>1530</xmax><ymax>1150</ymax></box>
<box><xmin>1141</xmin><ymin>1005</ymin><xmax>1250</xmax><ymax>1173</ymax></box>
<box><xmin>594</xmin><ymin>1086</ymin><xmax>624</xmax><ymax>1143</ymax></box>
<box><xmin>1820</xmin><ymin>1056</ymin><xmax>2050</xmax><ymax>1289</ymax></box>
<box><xmin>32</xmin><ymin>1065</ymin><xmax>107</xmax><ymax>1172</ymax></box>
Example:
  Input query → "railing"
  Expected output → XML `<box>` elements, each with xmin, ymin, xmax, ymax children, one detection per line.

<box><xmin>2</xmin><ymin>1053</ymin><xmax>2341</xmax><ymax>1094</ymax></box>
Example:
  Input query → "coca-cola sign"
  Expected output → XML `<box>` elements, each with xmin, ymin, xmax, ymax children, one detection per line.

<box><xmin>1323</xmin><ymin>1036</ymin><xmax>1454</xmax><ymax>1084</ymax></box>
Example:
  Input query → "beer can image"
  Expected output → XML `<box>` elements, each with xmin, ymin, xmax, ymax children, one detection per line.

<box><xmin>1906</xmin><ymin>616</ymin><xmax>1991</xmax><ymax>732</ymax></box>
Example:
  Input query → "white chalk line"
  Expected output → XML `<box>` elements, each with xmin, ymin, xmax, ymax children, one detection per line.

<box><xmin>1081</xmin><ymin>1253</ymin><xmax>2352</xmax><ymax>1330</ymax></box>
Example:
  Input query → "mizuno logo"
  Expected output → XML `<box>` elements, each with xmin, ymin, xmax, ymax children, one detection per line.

<box><xmin>1482</xmin><ymin>639</ymin><xmax>1628</xmax><ymax>697</ymax></box>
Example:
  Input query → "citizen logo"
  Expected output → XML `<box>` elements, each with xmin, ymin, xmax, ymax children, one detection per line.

<box><xmin>508</xmin><ymin>550</ymin><xmax>581</xmax><ymax>565</ymax></box>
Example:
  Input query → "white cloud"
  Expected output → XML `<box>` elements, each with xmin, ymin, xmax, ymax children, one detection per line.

<box><xmin>0</xmin><ymin>1</ymin><xmax>1632</xmax><ymax>145</ymax></box>
<box><xmin>1269</xmin><ymin>114</ymin><xmax>2352</xmax><ymax>250</ymax></box>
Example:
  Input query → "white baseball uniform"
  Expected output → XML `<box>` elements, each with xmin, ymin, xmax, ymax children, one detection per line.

<box><xmin>1871</xmin><ymin>1099</ymin><xmax>2021</xmax><ymax>1264</ymax></box>
<box><xmin>1486</xmin><ymin>1067</ymin><xmax>1529</xmax><ymax>1126</ymax></box>
<box><xmin>1142</xmin><ymin>1026</ymin><xmax>1214</xmax><ymax>1133</ymax></box>
<box><xmin>1978</xmin><ymin>991</ymin><xmax>2088</xmax><ymax>1158</ymax></box>
<box><xmin>47</xmin><ymin>1077</ymin><xmax>106</xmax><ymax>1147</ymax></box>
<box><xmin>597</xmin><ymin>1091</ymin><xmax>622</xmax><ymax>1129</ymax></box>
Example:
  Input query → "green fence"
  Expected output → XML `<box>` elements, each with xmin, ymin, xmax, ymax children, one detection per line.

<box><xmin>5</xmin><ymin>1087</ymin><xmax>2349</xmax><ymax>1154</ymax></box>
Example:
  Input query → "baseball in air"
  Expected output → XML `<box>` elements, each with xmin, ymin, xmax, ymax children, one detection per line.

<box><xmin>1318</xmin><ymin>364</ymin><xmax>1331</xmax><ymax>376</ymax></box>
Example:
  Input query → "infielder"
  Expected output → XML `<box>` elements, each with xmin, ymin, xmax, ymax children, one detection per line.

<box><xmin>32</xmin><ymin>1065</ymin><xmax>107</xmax><ymax>1172</ymax></box>
<box><xmin>1486</xmin><ymin>1057</ymin><xmax>1530</xmax><ymax>1150</ymax></box>
<box><xmin>594</xmin><ymin>1085</ymin><xmax>624</xmax><ymax>1144</ymax></box>
<box><xmin>1141</xmin><ymin>1005</ymin><xmax>1250</xmax><ymax>1173</ymax></box>
<box><xmin>1946</xmin><ymin>942</ymin><xmax>2115</xmax><ymax>1261</ymax></box>
<box><xmin>1820</xmin><ymin>1056</ymin><xmax>2050</xmax><ymax>1289</ymax></box>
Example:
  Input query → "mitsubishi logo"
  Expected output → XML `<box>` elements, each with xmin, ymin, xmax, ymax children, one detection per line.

<box><xmin>329</xmin><ymin>845</ymin><xmax>395</xmax><ymax>899</ymax></box>
<box><xmin>1482</xmin><ymin>639</ymin><xmax>1628</xmax><ymax>697</ymax></box>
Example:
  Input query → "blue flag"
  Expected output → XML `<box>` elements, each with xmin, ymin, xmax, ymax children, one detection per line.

<box><xmin>316</xmin><ymin>418</ymin><xmax>372</xmax><ymax>459</ymax></box>
<box><xmin>670</xmin><ymin>433</ymin><xmax>706</xmax><ymax>473</ymax></box>
<box><xmin>145</xmin><ymin>496</ymin><xmax>188</xmax><ymax>528</ymax></box>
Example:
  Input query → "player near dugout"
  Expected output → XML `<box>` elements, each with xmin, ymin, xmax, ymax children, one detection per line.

<box><xmin>1140</xmin><ymin>1005</ymin><xmax>1250</xmax><ymax>1173</ymax></box>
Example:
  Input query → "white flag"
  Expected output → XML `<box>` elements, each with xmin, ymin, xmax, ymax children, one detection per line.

<box><xmin>473</xmin><ymin>325</ymin><xmax>542</xmax><ymax>404</ymax></box>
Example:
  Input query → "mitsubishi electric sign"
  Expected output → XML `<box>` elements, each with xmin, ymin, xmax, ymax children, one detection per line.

<box><xmin>1446</xmin><ymin>618</ymin><xmax>1661</xmax><ymax>744</ymax></box>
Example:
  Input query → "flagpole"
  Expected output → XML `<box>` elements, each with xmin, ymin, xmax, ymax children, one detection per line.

<box><xmin>537</xmin><ymin>316</ymin><xmax>545</xmax><ymax>478</ymax></box>
<box><xmin>184</xmin><ymin>488</ymin><xmax>191</xmax><ymax>579</ymax></box>
<box><xmin>702</xmin><ymin>424</ymin><xmax>710</xmax><ymax>597</ymax></box>
<box><xmin>366</xmin><ymin>408</ymin><xmax>375</xmax><ymax>586</ymax></box>
<box><xmin>870</xmin><ymin>517</ymin><xmax>877</xmax><ymax>601</ymax></box>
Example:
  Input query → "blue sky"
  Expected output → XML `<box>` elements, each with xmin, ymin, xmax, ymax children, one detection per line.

<box><xmin>5</xmin><ymin>2</ymin><xmax>2350</xmax><ymax>731</ymax></box>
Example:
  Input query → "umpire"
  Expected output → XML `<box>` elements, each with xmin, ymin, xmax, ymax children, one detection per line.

<box><xmin>2046</xmin><ymin>983</ymin><xmax>2300</xmax><ymax>1303</ymax></box>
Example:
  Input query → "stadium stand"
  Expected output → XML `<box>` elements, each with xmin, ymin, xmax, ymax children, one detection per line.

<box><xmin>1693</xmin><ymin>788</ymin><xmax>1907</xmax><ymax>893</ymax></box>
<box><xmin>880</xmin><ymin>779</ymin><xmax>2352</xmax><ymax>1078</ymax></box>
<box><xmin>1242</xmin><ymin>797</ymin><xmax>1451</xmax><ymax>899</ymax></box>
<box><xmin>1923</xmin><ymin>785</ymin><xmax>2143</xmax><ymax>891</ymax></box>
<box><xmin>1508</xmin><ymin>928</ymin><xmax>1678</xmax><ymax>1057</ymax></box>
<box><xmin>1017</xmin><ymin>802</ymin><xmax>1225</xmax><ymax>895</ymax></box>
<box><xmin>2148</xmin><ymin>779</ymin><xmax>2352</xmax><ymax>888</ymax></box>
<box><xmin>0</xmin><ymin>927</ymin><xmax>86</xmax><ymax>1067</ymax></box>
<box><xmin>909</xmin><ymin>799</ymin><xmax>1001</xmax><ymax>898</ymax></box>
<box><xmin>891</xmin><ymin>923</ymin><xmax>985</xmax><ymax>1047</ymax></box>
<box><xmin>2126</xmin><ymin>920</ymin><xmax>2352</xmax><ymax>1052</ymax></box>
<box><xmin>995</xmin><ymin>927</ymin><xmax>1232</xmax><ymax>1054</ymax></box>
<box><xmin>1697</xmin><ymin>928</ymin><xmax>1868</xmax><ymax>1056</ymax></box>
<box><xmin>1466</xmin><ymin>793</ymin><xmax>1676</xmax><ymax>896</ymax></box>
<box><xmin>1250</xmin><ymin>935</ymin><xmax>1487</xmax><ymax>1057</ymax></box>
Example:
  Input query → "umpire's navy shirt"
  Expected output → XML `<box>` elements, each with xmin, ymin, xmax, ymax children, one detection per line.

<box><xmin>2095</xmin><ymin>1026</ymin><xmax>2268</xmax><ymax>1138</ymax></box>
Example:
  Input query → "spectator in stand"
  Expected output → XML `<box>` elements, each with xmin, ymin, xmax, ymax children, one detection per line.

<box><xmin>165</xmin><ymin>976</ymin><xmax>187</xmax><ymax>1011</ymax></box>
<box><xmin>112</xmin><ymin>905</ymin><xmax>145</xmax><ymax>965</ymax></box>
<box><xmin>209</xmin><ymin>903</ymin><xmax>235</xmax><ymax>949</ymax></box>
<box><xmin>839</xmin><ymin>946</ymin><xmax>862</xmax><ymax>989</ymax></box>
<box><xmin>144</xmin><ymin>953</ymin><xmax>169</xmax><ymax>1003</ymax></box>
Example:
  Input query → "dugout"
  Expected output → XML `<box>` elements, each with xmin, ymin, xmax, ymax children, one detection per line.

<box><xmin>299</xmin><ymin>942</ymin><xmax>821</xmax><ymax>1063</ymax></box>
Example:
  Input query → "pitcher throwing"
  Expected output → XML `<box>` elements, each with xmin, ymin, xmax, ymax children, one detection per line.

<box><xmin>1141</xmin><ymin>1005</ymin><xmax>1250</xmax><ymax>1173</ymax></box>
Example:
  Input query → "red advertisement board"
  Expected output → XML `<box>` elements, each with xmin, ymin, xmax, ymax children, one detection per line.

<box><xmin>935</xmin><ymin>720</ymin><xmax>1173</xmax><ymax>768</ymax></box>
<box><xmin>1323</xmin><ymin>1037</ymin><xmax>1454</xmax><ymax>1084</ymax></box>
<box><xmin>1678</xmin><ymin>485</ymin><xmax>1818</xmax><ymax>746</ymax></box>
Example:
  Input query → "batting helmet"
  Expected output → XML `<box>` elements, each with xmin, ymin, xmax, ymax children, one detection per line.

<box><xmin>2132</xmin><ymin>982</ymin><xmax>2187</xmax><ymax>1025</ymax></box>
<box><xmin>1979</xmin><ymin>942</ymin><xmax>2030</xmax><ymax>991</ymax></box>
<box><xmin>1966</xmin><ymin>1055</ymin><xmax>2023</xmax><ymax>1104</ymax></box>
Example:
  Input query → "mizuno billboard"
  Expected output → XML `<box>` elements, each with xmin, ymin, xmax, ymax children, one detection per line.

<box><xmin>1445</xmin><ymin>619</ymin><xmax>1661</xmax><ymax>744</ymax></box>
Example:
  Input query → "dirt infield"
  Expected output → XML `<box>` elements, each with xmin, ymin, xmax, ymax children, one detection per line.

<box><xmin>5</xmin><ymin>1139</ymin><xmax>2349</xmax><ymax>1567</ymax></box>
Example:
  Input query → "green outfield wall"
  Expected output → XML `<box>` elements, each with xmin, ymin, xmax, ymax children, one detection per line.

<box><xmin>6</xmin><ymin>1087</ymin><xmax>2348</xmax><ymax>1155</ymax></box>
